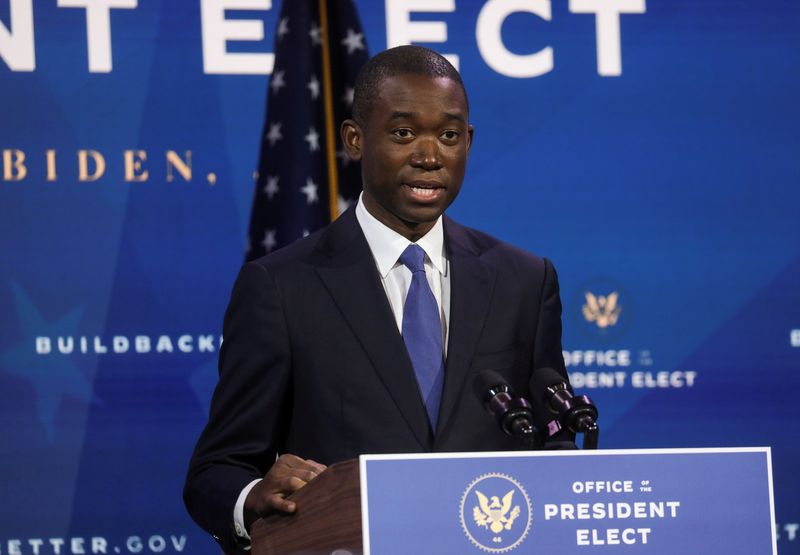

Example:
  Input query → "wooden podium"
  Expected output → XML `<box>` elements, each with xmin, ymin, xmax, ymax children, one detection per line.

<box><xmin>249</xmin><ymin>449</ymin><xmax>777</xmax><ymax>554</ymax></box>
<box><xmin>251</xmin><ymin>459</ymin><xmax>363</xmax><ymax>555</ymax></box>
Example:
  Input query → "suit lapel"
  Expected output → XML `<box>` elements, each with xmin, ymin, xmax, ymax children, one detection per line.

<box><xmin>314</xmin><ymin>209</ymin><xmax>431</xmax><ymax>449</ymax></box>
<box><xmin>435</xmin><ymin>217</ymin><xmax>496</xmax><ymax>439</ymax></box>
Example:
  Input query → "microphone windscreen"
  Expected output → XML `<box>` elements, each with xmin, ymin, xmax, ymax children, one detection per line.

<box><xmin>529</xmin><ymin>367</ymin><xmax>567</xmax><ymax>407</ymax></box>
<box><xmin>472</xmin><ymin>369</ymin><xmax>508</xmax><ymax>402</ymax></box>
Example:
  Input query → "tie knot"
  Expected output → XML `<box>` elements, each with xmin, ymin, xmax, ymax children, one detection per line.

<box><xmin>399</xmin><ymin>244</ymin><xmax>426</xmax><ymax>273</ymax></box>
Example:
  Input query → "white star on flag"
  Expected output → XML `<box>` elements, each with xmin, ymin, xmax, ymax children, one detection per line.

<box><xmin>304</xmin><ymin>127</ymin><xmax>320</xmax><ymax>151</ymax></box>
<box><xmin>341</xmin><ymin>29</ymin><xmax>364</xmax><ymax>55</ymax></box>
<box><xmin>263</xmin><ymin>175</ymin><xmax>279</xmax><ymax>199</ymax></box>
<box><xmin>266</xmin><ymin>122</ymin><xmax>283</xmax><ymax>146</ymax></box>
<box><xmin>341</xmin><ymin>86</ymin><xmax>354</xmax><ymax>107</ymax></box>
<box><xmin>302</xmin><ymin>229</ymin><xmax>310</xmax><ymax>238</ymax></box>
<box><xmin>262</xmin><ymin>229</ymin><xmax>277</xmax><ymax>252</ymax></box>
<box><xmin>277</xmin><ymin>17</ymin><xmax>290</xmax><ymax>40</ymax></box>
<box><xmin>270</xmin><ymin>70</ymin><xmax>286</xmax><ymax>94</ymax></box>
<box><xmin>308</xmin><ymin>75</ymin><xmax>320</xmax><ymax>100</ymax></box>
<box><xmin>336</xmin><ymin>148</ymin><xmax>351</xmax><ymax>167</ymax></box>
<box><xmin>301</xmin><ymin>178</ymin><xmax>319</xmax><ymax>204</ymax></box>
<box><xmin>309</xmin><ymin>23</ymin><xmax>322</xmax><ymax>46</ymax></box>
<box><xmin>338</xmin><ymin>195</ymin><xmax>351</xmax><ymax>215</ymax></box>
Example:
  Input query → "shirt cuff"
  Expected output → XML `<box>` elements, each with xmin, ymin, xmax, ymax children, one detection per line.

<box><xmin>233</xmin><ymin>478</ymin><xmax>262</xmax><ymax>545</ymax></box>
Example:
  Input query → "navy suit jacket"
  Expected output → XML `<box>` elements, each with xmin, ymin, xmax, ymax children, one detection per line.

<box><xmin>184</xmin><ymin>207</ymin><xmax>568</xmax><ymax>553</ymax></box>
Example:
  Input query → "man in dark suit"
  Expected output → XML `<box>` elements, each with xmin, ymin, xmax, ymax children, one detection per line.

<box><xmin>184</xmin><ymin>45</ymin><xmax>570</xmax><ymax>554</ymax></box>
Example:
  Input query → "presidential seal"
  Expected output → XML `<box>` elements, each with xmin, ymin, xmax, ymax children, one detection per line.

<box><xmin>460</xmin><ymin>473</ymin><xmax>532</xmax><ymax>553</ymax></box>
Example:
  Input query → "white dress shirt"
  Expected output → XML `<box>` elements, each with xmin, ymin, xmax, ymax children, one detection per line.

<box><xmin>233</xmin><ymin>195</ymin><xmax>450</xmax><ymax>542</ymax></box>
<box><xmin>354</xmin><ymin>195</ymin><xmax>450</xmax><ymax>349</ymax></box>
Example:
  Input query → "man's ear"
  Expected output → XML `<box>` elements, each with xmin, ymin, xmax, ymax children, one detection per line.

<box><xmin>340</xmin><ymin>119</ymin><xmax>363</xmax><ymax>161</ymax></box>
<box><xmin>466</xmin><ymin>123</ymin><xmax>475</xmax><ymax>152</ymax></box>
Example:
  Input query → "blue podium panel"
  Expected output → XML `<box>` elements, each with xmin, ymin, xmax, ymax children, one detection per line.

<box><xmin>360</xmin><ymin>448</ymin><xmax>776</xmax><ymax>554</ymax></box>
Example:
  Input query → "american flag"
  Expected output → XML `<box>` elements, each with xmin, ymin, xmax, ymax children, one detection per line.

<box><xmin>246</xmin><ymin>0</ymin><xmax>369</xmax><ymax>260</ymax></box>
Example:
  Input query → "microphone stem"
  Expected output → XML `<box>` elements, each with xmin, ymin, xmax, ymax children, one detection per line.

<box><xmin>509</xmin><ymin>418</ymin><xmax>536</xmax><ymax>443</ymax></box>
<box><xmin>580</xmin><ymin>420</ymin><xmax>599</xmax><ymax>450</ymax></box>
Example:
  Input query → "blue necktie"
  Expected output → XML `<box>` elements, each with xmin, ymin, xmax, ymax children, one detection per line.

<box><xmin>399</xmin><ymin>244</ymin><xmax>445</xmax><ymax>431</ymax></box>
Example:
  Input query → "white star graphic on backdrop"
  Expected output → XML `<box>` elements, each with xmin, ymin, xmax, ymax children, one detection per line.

<box><xmin>263</xmin><ymin>175</ymin><xmax>279</xmax><ymax>199</ymax></box>
<box><xmin>277</xmin><ymin>17</ymin><xmax>290</xmax><ymax>40</ymax></box>
<box><xmin>336</xmin><ymin>148</ymin><xmax>351</xmax><ymax>167</ymax></box>
<box><xmin>341</xmin><ymin>86</ymin><xmax>354</xmax><ymax>107</ymax></box>
<box><xmin>0</xmin><ymin>284</ymin><xmax>92</xmax><ymax>442</ymax></box>
<box><xmin>270</xmin><ymin>70</ymin><xmax>286</xmax><ymax>94</ymax></box>
<box><xmin>304</xmin><ymin>127</ymin><xmax>320</xmax><ymax>151</ymax></box>
<box><xmin>300</xmin><ymin>178</ymin><xmax>319</xmax><ymax>204</ymax></box>
<box><xmin>341</xmin><ymin>29</ymin><xmax>364</xmax><ymax>55</ymax></box>
<box><xmin>302</xmin><ymin>229</ymin><xmax>310</xmax><ymax>237</ymax></box>
<box><xmin>266</xmin><ymin>122</ymin><xmax>283</xmax><ymax>146</ymax></box>
<box><xmin>309</xmin><ymin>23</ymin><xmax>322</xmax><ymax>46</ymax></box>
<box><xmin>338</xmin><ymin>195</ymin><xmax>351</xmax><ymax>214</ymax></box>
<box><xmin>308</xmin><ymin>75</ymin><xmax>320</xmax><ymax>100</ymax></box>
<box><xmin>262</xmin><ymin>229</ymin><xmax>277</xmax><ymax>252</ymax></box>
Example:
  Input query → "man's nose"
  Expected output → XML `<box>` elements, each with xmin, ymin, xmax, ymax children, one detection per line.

<box><xmin>410</xmin><ymin>138</ymin><xmax>442</xmax><ymax>170</ymax></box>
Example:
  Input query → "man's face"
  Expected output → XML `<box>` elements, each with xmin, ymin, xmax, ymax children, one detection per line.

<box><xmin>342</xmin><ymin>74</ymin><xmax>473</xmax><ymax>241</ymax></box>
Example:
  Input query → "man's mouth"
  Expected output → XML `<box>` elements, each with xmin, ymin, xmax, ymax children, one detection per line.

<box><xmin>403</xmin><ymin>181</ymin><xmax>445</xmax><ymax>200</ymax></box>
<box><xmin>410</xmin><ymin>186</ymin><xmax>438</xmax><ymax>198</ymax></box>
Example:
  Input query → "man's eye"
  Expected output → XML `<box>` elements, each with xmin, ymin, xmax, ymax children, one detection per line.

<box><xmin>441</xmin><ymin>130</ymin><xmax>459</xmax><ymax>142</ymax></box>
<box><xmin>393</xmin><ymin>129</ymin><xmax>413</xmax><ymax>139</ymax></box>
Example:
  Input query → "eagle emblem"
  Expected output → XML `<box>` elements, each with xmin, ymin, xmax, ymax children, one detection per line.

<box><xmin>460</xmin><ymin>473</ymin><xmax>532</xmax><ymax>552</ymax></box>
<box><xmin>582</xmin><ymin>291</ymin><xmax>621</xmax><ymax>329</ymax></box>
<box><xmin>473</xmin><ymin>490</ymin><xmax>521</xmax><ymax>533</ymax></box>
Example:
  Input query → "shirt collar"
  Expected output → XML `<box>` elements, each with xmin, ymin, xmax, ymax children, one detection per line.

<box><xmin>355</xmin><ymin>193</ymin><xmax>446</xmax><ymax>278</ymax></box>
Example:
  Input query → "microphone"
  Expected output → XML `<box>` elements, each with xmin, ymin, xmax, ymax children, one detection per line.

<box><xmin>530</xmin><ymin>367</ymin><xmax>599</xmax><ymax>448</ymax></box>
<box><xmin>473</xmin><ymin>370</ymin><xmax>537</xmax><ymax>443</ymax></box>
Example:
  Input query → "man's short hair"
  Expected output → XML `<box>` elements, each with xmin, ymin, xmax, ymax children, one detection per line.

<box><xmin>351</xmin><ymin>45</ymin><xmax>469</xmax><ymax>125</ymax></box>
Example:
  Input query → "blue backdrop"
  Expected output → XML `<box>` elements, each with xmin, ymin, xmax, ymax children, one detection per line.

<box><xmin>1</xmin><ymin>0</ymin><xmax>798</xmax><ymax>553</ymax></box>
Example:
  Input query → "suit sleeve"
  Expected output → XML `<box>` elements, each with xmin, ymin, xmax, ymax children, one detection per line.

<box><xmin>183</xmin><ymin>261</ymin><xmax>292</xmax><ymax>554</ymax></box>
<box><xmin>531</xmin><ymin>258</ymin><xmax>574</xmax><ymax>444</ymax></box>
<box><xmin>533</xmin><ymin>258</ymin><xmax>567</xmax><ymax>377</ymax></box>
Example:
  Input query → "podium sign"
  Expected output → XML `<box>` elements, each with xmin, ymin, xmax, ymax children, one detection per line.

<box><xmin>360</xmin><ymin>448</ymin><xmax>776</xmax><ymax>554</ymax></box>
